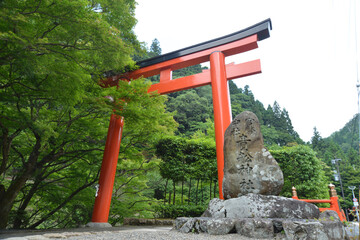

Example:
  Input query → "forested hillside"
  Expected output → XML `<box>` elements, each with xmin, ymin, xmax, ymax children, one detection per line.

<box><xmin>145</xmin><ymin>39</ymin><xmax>303</xmax><ymax>146</ymax></box>
<box><xmin>328</xmin><ymin>114</ymin><xmax>359</xmax><ymax>155</ymax></box>
<box><xmin>148</xmin><ymin>38</ymin><xmax>360</xmax><ymax>216</ymax></box>
<box><xmin>310</xmin><ymin>115</ymin><xmax>360</xmax><ymax>211</ymax></box>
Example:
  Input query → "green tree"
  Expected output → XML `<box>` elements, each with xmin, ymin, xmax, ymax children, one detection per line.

<box><xmin>311</xmin><ymin>127</ymin><xmax>323</xmax><ymax>150</ymax></box>
<box><xmin>155</xmin><ymin>134</ymin><xmax>217</xmax><ymax>206</ymax></box>
<box><xmin>0</xmin><ymin>0</ymin><xmax>176</xmax><ymax>229</ymax></box>
<box><xmin>167</xmin><ymin>90</ymin><xmax>211</xmax><ymax>135</ymax></box>
<box><xmin>156</xmin><ymin>137</ymin><xmax>187</xmax><ymax>204</ymax></box>
<box><xmin>327</xmin><ymin>114</ymin><xmax>359</xmax><ymax>155</ymax></box>
<box><xmin>270</xmin><ymin>145</ymin><xmax>328</xmax><ymax>199</ymax></box>
<box><xmin>149</xmin><ymin>38</ymin><xmax>162</xmax><ymax>57</ymax></box>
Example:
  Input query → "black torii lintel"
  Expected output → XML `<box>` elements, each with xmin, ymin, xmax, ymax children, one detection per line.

<box><xmin>137</xmin><ymin>18</ymin><xmax>272</xmax><ymax>68</ymax></box>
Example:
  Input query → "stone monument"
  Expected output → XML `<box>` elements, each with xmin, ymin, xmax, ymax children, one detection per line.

<box><xmin>222</xmin><ymin>111</ymin><xmax>283</xmax><ymax>198</ymax></box>
<box><xmin>174</xmin><ymin>111</ymin><xmax>347</xmax><ymax>239</ymax></box>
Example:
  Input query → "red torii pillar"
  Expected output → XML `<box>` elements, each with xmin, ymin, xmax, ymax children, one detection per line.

<box><xmin>91</xmin><ymin>19</ymin><xmax>271</xmax><ymax>224</ymax></box>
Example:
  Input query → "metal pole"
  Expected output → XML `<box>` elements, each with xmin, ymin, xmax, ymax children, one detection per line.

<box><xmin>349</xmin><ymin>186</ymin><xmax>360</xmax><ymax>221</ymax></box>
<box><xmin>355</xmin><ymin>0</ymin><xmax>360</xmax><ymax>155</ymax></box>
<box><xmin>357</xmin><ymin>85</ymin><xmax>360</xmax><ymax>154</ymax></box>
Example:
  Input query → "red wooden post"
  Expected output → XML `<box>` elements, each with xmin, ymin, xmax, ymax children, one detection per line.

<box><xmin>291</xmin><ymin>185</ymin><xmax>346</xmax><ymax>222</ymax></box>
<box><xmin>291</xmin><ymin>186</ymin><xmax>299</xmax><ymax>200</ymax></box>
<box><xmin>210</xmin><ymin>51</ymin><xmax>232</xmax><ymax>200</ymax></box>
<box><xmin>328</xmin><ymin>184</ymin><xmax>347</xmax><ymax>221</ymax></box>
<box><xmin>91</xmin><ymin>114</ymin><xmax>124</xmax><ymax>223</ymax></box>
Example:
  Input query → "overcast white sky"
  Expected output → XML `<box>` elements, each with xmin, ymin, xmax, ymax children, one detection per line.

<box><xmin>134</xmin><ymin>0</ymin><xmax>360</xmax><ymax>142</ymax></box>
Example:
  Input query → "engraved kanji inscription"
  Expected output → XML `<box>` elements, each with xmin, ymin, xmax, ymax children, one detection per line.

<box><xmin>246</xmin><ymin>118</ymin><xmax>257</xmax><ymax>135</ymax></box>
<box><xmin>239</xmin><ymin>163</ymin><xmax>253</xmax><ymax>175</ymax></box>
<box><xmin>236</xmin><ymin>152</ymin><xmax>252</xmax><ymax>163</ymax></box>
<box><xmin>239</xmin><ymin>179</ymin><xmax>255</xmax><ymax>192</ymax></box>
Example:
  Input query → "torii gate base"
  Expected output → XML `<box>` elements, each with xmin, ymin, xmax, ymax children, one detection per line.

<box><xmin>90</xmin><ymin>19</ymin><xmax>272</xmax><ymax>224</ymax></box>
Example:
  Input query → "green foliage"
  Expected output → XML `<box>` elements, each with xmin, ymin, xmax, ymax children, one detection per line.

<box><xmin>154</xmin><ymin>204</ymin><xmax>207</xmax><ymax>219</ymax></box>
<box><xmin>156</xmin><ymin>136</ymin><xmax>217</xmax><ymax>183</ymax></box>
<box><xmin>172</xmin><ymin>65</ymin><xmax>204</xmax><ymax>79</ymax></box>
<box><xmin>310</xmin><ymin>123</ymin><xmax>360</xmax><ymax>209</ymax></box>
<box><xmin>0</xmin><ymin>0</ymin><xmax>178</xmax><ymax>229</ymax></box>
<box><xmin>149</xmin><ymin>38</ymin><xmax>162</xmax><ymax>57</ymax></box>
<box><xmin>270</xmin><ymin>145</ymin><xmax>328</xmax><ymax>199</ymax></box>
<box><xmin>166</xmin><ymin>89</ymin><xmax>211</xmax><ymax>136</ymax></box>
<box><xmin>155</xmin><ymin>134</ymin><xmax>218</xmax><ymax>206</ymax></box>
<box><xmin>327</xmin><ymin>114</ymin><xmax>359</xmax><ymax>154</ymax></box>
<box><xmin>229</xmin><ymin>81</ymin><xmax>303</xmax><ymax>146</ymax></box>
<box><xmin>109</xmin><ymin>159</ymin><xmax>161</xmax><ymax>225</ymax></box>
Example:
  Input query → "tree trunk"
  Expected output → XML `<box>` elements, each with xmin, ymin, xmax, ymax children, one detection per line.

<box><xmin>0</xmin><ymin>134</ymin><xmax>41</xmax><ymax>229</ymax></box>
<box><xmin>181</xmin><ymin>180</ymin><xmax>184</xmax><ymax>205</ymax></box>
<box><xmin>214</xmin><ymin>181</ymin><xmax>217</xmax><ymax>198</ymax></box>
<box><xmin>163</xmin><ymin>179</ymin><xmax>168</xmax><ymax>204</ymax></box>
<box><xmin>201</xmin><ymin>179</ymin><xmax>203</xmax><ymax>203</ymax></box>
<box><xmin>209</xmin><ymin>180</ymin><xmax>212</xmax><ymax>200</ymax></box>
<box><xmin>28</xmin><ymin>178</ymin><xmax>97</xmax><ymax>229</ymax></box>
<box><xmin>173</xmin><ymin>181</ymin><xmax>176</xmax><ymax>205</ymax></box>
<box><xmin>188</xmin><ymin>179</ymin><xmax>192</xmax><ymax>205</ymax></box>
<box><xmin>195</xmin><ymin>179</ymin><xmax>199</xmax><ymax>205</ymax></box>
<box><xmin>168</xmin><ymin>191</ymin><xmax>171</xmax><ymax>205</ymax></box>
<box><xmin>0</xmin><ymin>166</ymin><xmax>36</xmax><ymax>229</ymax></box>
<box><xmin>13</xmin><ymin>178</ymin><xmax>42</xmax><ymax>228</ymax></box>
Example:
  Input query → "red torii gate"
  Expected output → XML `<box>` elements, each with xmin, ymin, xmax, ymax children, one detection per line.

<box><xmin>91</xmin><ymin>19</ymin><xmax>272</xmax><ymax>224</ymax></box>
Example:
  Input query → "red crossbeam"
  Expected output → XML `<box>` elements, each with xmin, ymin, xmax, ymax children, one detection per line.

<box><xmin>105</xmin><ymin>35</ymin><xmax>258</xmax><ymax>85</ymax></box>
<box><xmin>293</xmin><ymin>196</ymin><xmax>346</xmax><ymax>221</ymax></box>
<box><xmin>148</xmin><ymin>60</ymin><xmax>261</xmax><ymax>94</ymax></box>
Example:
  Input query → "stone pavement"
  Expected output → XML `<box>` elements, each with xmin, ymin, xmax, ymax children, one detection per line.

<box><xmin>0</xmin><ymin>226</ymin><xmax>261</xmax><ymax>240</ymax></box>
<box><xmin>1</xmin><ymin>223</ymin><xmax>359</xmax><ymax>240</ymax></box>
<box><xmin>1</xmin><ymin>226</ymin><xmax>171</xmax><ymax>240</ymax></box>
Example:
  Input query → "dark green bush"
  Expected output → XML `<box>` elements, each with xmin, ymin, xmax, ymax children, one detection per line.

<box><xmin>154</xmin><ymin>204</ymin><xmax>207</xmax><ymax>219</ymax></box>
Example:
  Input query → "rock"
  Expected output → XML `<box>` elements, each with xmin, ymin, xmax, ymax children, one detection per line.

<box><xmin>235</xmin><ymin>218</ymin><xmax>274</xmax><ymax>239</ymax></box>
<box><xmin>272</xmin><ymin>218</ymin><xmax>284</xmax><ymax>233</ymax></box>
<box><xmin>206</xmin><ymin>218</ymin><xmax>235</xmax><ymax>235</ymax></box>
<box><xmin>282</xmin><ymin>220</ymin><xmax>328</xmax><ymax>240</ymax></box>
<box><xmin>319</xmin><ymin>210</ymin><xmax>340</xmax><ymax>221</ymax></box>
<box><xmin>174</xmin><ymin>217</ymin><xmax>211</xmax><ymax>233</ymax></box>
<box><xmin>320</xmin><ymin>220</ymin><xmax>346</xmax><ymax>240</ymax></box>
<box><xmin>204</xmin><ymin>194</ymin><xmax>320</xmax><ymax>219</ymax></box>
<box><xmin>319</xmin><ymin>211</ymin><xmax>346</xmax><ymax>240</ymax></box>
<box><xmin>223</xmin><ymin>111</ymin><xmax>284</xmax><ymax>199</ymax></box>
<box><xmin>174</xmin><ymin>217</ymin><xmax>190</xmax><ymax>230</ymax></box>
<box><xmin>85</xmin><ymin>222</ymin><xmax>112</xmax><ymax>228</ymax></box>
<box><xmin>201</xmin><ymin>198</ymin><xmax>225</xmax><ymax>218</ymax></box>
<box><xmin>179</xmin><ymin>218</ymin><xmax>196</xmax><ymax>233</ymax></box>
<box><xmin>175</xmin><ymin>216</ymin><xmax>347</xmax><ymax>239</ymax></box>
<box><xmin>194</xmin><ymin>217</ymin><xmax>209</xmax><ymax>233</ymax></box>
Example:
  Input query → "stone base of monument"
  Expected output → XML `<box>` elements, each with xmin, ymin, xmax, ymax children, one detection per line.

<box><xmin>174</xmin><ymin>194</ymin><xmax>348</xmax><ymax>239</ymax></box>
<box><xmin>85</xmin><ymin>222</ymin><xmax>112</xmax><ymax>228</ymax></box>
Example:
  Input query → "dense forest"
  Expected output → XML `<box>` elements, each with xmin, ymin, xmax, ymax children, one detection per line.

<box><xmin>1</xmin><ymin>1</ymin><xmax>360</xmax><ymax>230</ymax></box>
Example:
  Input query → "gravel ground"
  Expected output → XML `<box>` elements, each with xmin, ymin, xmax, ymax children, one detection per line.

<box><xmin>0</xmin><ymin>226</ymin><xmax>268</xmax><ymax>240</ymax></box>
